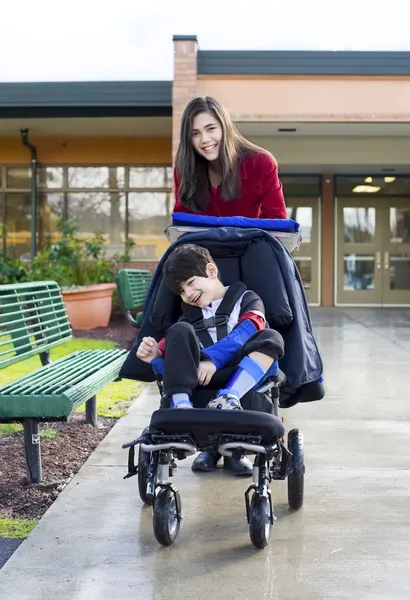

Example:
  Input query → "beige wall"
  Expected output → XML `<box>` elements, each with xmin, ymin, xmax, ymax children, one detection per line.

<box><xmin>197</xmin><ymin>77</ymin><xmax>410</xmax><ymax>122</ymax></box>
<box><xmin>0</xmin><ymin>137</ymin><xmax>171</xmax><ymax>165</ymax></box>
<box><xmin>250</xmin><ymin>136</ymin><xmax>410</xmax><ymax>168</ymax></box>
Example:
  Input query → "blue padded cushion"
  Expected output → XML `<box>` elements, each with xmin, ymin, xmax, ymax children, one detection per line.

<box><xmin>172</xmin><ymin>212</ymin><xmax>300</xmax><ymax>233</ymax></box>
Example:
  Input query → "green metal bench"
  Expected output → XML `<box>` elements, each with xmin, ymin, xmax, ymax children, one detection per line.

<box><xmin>0</xmin><ymin>281</ymin><xmax>128</xmax><ymax>483</ymax></box>
<box><xmin>116</xmin><ymin>268</ymin><xmax>152</xmax><ymax>328</ymax></box>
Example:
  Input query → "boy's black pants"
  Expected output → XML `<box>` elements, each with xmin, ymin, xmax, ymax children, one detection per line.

<box><xmin>163</xmin><ymin>321</ymin><xmax>284</xmax><ymax>398</ymax></box>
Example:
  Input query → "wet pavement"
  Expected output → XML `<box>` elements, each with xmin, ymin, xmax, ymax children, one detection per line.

<box><xmin>0</xmin><ymin>308</ymin><xmax>409</xmax><ymax>599</ymax></box>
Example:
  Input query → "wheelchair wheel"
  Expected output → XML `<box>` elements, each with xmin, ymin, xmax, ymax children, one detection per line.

<box><xmin>287</xmin><ymin>429</ymin><xmax>304</xmax><ymax>510</ymax></box>
<box><xmin>249</xmin><ymin>493</ymin><xmax>272</xmax><ymax>549</ymax></box>
<box><xmin>153</xmin><ymin>487</ymin><xmax>181</xmax><ymax>546</ymax></box>
<box><xmin>138</xmin><ymin>432</ymin><xmax>153</xmax><ymax>506</ymax></box>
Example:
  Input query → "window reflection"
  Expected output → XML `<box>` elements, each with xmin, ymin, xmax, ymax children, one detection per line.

<box><xmin>3</xmin><ymin>165</ymin><xmax>173</xmax><ymax>259</ymax></box>
<box><xmin>7</xmin><ymin>168</ymin><xmax>31</xmax><ymax>189</ymax></box>
<box><xmin>7</xmin><ymin>167</ymin><xmax>63</xmax><ymax>189</ymax></box>
<box><xmin>67</xmin><ymin>192</ymin><xmax>126</xmax><ymax>254</ymax></box>
<box><xmin>0</xmin><ymin>192</ymin><xmax>3</xmax><ymax>252</ymax></box>
<box><xmin>390</xmin><ymin>207</ymin><xmax>410</xmax><ymax>243</ymax></box>
<box><xmin>286</xmin><ymin>207</ymin><xmax>312</xmax><ymax>243</ymax></box>
<box><xmin>67</xmin><ymin>167</ymin><xmax>125</xmax><ymax>189</ymax></box>
<box><xmin>343</xmin><ymin>255</ymin><xmax>375</xmax><ymax>291</ymax></box>
<box><xmin>5</xmin><ymin>192</ymin><xmax>64</xmax><ymax>257</ymax></box>
<box><xmin>38</xmin><ymin>168</ymin><xmax>64</xmax><ymax>189</ymax></box>
<box><xmin>337</xmin><ymin>176</ymin><xmax>410</xmax><ymax>196</ymax></box>
<box><xmin>294</xmin><ymin>259</ymin><xmax>312</xmax><ymax>289</ymax></box>
<box><xmin>343</xmin><ymin>207</ymin><xmax>375</xmax><ymax>243</ymax></box>
<box><xmin>5</xmin><ymin>192</ymin><xmax>31</xmax><ymax>257</ymax></box>
<box><xmin>128</xmin><ymin>192</ymin><xmax>172</xmax><ymax>259</ymax></box>
<box><xmin>40</xmin><ymin>193</ymin><xmax>64</xmax><ymax>247</ymax></box>
<box><xmin>129</xmin><ymin>167</ymin><xmax>173</xmax><ymax>188</ymax></box>
<box><xmin>389</xmin><ymin>255</ymin><xmax>410</xmax><ymax>290</ymax></box>
<box><xmin>281</xmin><ymin>176</ymin><xmax>321</xmax><ymax>197</ymax></box>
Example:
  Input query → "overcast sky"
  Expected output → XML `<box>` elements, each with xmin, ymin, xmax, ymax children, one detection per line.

<box><xmin>1</xmin><ymin>0</ymin><xmax>409</xmax><ymax>82</ymax></box>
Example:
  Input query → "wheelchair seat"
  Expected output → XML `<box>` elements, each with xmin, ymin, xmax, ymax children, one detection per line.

<box><xmin>149</xmin><ymin>408</ymin><xmax>285</xmax><ymax>449</ymax></box>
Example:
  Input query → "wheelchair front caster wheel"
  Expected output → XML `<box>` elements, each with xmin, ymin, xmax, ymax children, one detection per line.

<box><xmin>138</xmin><ymin>429</ymin><xmax>153</xmax><ymax>506</ymax></box>
<box><xmin>249</xmin><ymin>494</ymin><xmax>272</xmax><ymax>549</ymax></box>
<box><xmin>153</xmin><ymin>488</ymin><xmax>181</xmax><ymax>546</ymax></box>
<box><xmin>287</xmin><ymin>429</ymin><xmax>305</xmax><ymax>510</ymax></box>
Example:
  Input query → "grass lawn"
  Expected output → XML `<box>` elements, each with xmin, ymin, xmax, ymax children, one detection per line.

<box><xmin>0</xmin><ymin>338</ymin><xmax>144</xmax><ymax>438</ymax></box>
<box><xmin>0</xmin><ymin>518</ymin><xmax>39</xmax><ymax>538</ymax></box>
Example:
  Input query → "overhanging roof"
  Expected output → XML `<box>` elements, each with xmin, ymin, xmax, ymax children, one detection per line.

<box><xmin>0</xmin><ymin>81</ymin><xmax>172</xmax><ymax>118</ymax></box>
<box><xmin>197</xmin><ymin>50</ymin><xmax>410</xmax><ymax>76</ymax></box>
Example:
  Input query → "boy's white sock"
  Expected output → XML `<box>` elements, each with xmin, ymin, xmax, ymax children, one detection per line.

<box><xmin>171</xmin><ymin>393</ymin><xmax>194</xmax><ymax>409</ymax></box>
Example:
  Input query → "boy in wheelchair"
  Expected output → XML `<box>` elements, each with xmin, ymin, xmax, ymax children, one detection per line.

<box><xmin>136</xmin><ymin>243</ymin><xmax>284</xmax><ymax>476</ymax></box>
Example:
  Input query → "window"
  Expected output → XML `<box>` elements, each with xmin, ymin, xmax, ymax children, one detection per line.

<box><xmin>4</xmin><ymin>192</ymin><xmax>31</xmax><ymax>257</ymax></box>
<box><xmin>281</xmin><ymin>175</ymin><xmax>321</xmax><ymax>197</ymax></box>
<box><xmin>40</xmin><ymin>193</ymin><xmax>65</xmax><ymax>244</ymax></box>
<box><xmin>67</xmin><ymin>192</ymin><xmax>126</xmax><ymax>254</ymax></box>
<box><xmin>129</xmin><ymin>166</ymin><xmax>173</xmax><ymax>188</ymax></box>
<box><xmin>4</xmin><ymin>192</ymin><xmax>64</xmax><ymax>257</ymax></box>
<box><xmin>1</xmin><ymin>165</ymin><xmax>172</xmax><ymax>260</ymax></box>
<box><xmin>128</xmin><ymin>192</ymin><xmax>172</xmax><ymax>259</ymax></box>
<box><xmin>6</xmin><ymin>167</ymin><xmax>63</xmax><ymax>189</ymax></box>
<box><xmin>336</xmin><ymin>176</ymin><xmax>410</xmax><ymax>196</ymax></box>
<box><xmin>67</xmin><ymin>167</ymin><xmax>125</xmax><ymax>189</ymax></box>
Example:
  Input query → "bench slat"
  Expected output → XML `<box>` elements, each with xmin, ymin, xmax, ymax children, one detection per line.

<box><xmin>0</xmin><ymin>349</ymin><xmax>128</xmax><ymax>420</ymax></box>
<box><xmin>0</xmin><ymin>328</ymin><xmax>72</xmax><ymax>362</ymax></box>
<box><xmin>0</xmin><ymin>289</ymin><xmax>62</xmax><ymax>312</ymax></box>
<box><xmin>117</xmin><ymin>269</ymin><xmax>152</xmax><ymax>310</ymax></box>
<box><xmin>0</xmin><ymin>352</ymin><xmax>84</xmax><ymax>394</ymax></box>
<box><xmin>0</xmin><ymin>308</ymin><xmax>67</xmax><ymax>330</ymax></box>
<box><xmin>0</xmin><ymin>352</ymin><xmax>89</xmax><ymax>394</ymax></box>
<box><xmin>50</xmin><ymin>350</ymin><xmax>124</xmax><ymax>394</ymax></box>
<box><xmin>0</xmin><ymin>324</ymin><xmax>71</xmax><ymax>354</ymax></box>
<box><xmin>34</xmin><ymin>350</ymin><xmax>124</xmax><ymax>395</ymax></box>
<box><xmin>0</xmin><ymin>281</ymin><xmax>72</xmax><ymax>369</ymax></box>
<box><xmin>0</xmin><ymin>349</ymin><xmax>126</xmax><ymax>395</ymax></box>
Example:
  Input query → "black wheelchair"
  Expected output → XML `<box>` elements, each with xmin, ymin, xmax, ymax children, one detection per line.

<box><xmin>120</xmin><ymin>216</ymin><xmax>324</xmax><ymax>550</ymax></box>
<box><xmin>122</xmin><ymin>367</ymin><xmax>304</xmax><ymax>550</ymax></box>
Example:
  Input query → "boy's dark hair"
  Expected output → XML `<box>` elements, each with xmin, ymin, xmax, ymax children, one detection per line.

<box><xmin>163</xmin><ymin>244</ymin><xmax>218</xmax><ymax>295</ymax></box>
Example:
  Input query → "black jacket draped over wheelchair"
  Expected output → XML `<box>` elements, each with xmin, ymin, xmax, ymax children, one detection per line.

<box><xmin>119</xmin><ymin>228</ymin><xmax>324</xmax><ymax>406</ymax></box>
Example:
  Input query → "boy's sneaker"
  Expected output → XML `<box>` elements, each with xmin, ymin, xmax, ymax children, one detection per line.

<box><xmin>207</xmin><ymin>393</ymin><xmax>243</xmax><ymax>411</ymax></box>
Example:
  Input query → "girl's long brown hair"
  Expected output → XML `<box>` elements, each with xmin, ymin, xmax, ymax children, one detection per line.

<box><xmin>175</xmin><ymin>96</ymin><xmax>271</xmax><ymax>211</ymax></box>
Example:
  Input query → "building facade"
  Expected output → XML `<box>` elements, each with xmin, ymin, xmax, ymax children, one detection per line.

<box><xmin>1</xmin><ymin>35</ymin><xmax>410</xmax><ymax>306</ymax></box>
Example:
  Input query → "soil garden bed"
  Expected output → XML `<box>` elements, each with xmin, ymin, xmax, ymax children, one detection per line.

<box><xmin>0</xmin><ymin>314</ymin><xmax>139</xmax><ymax>526</ymax></box>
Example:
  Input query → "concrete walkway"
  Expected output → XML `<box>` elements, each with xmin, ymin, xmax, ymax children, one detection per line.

<box><xmin>1</xmin><ymin>308</ymin><xmax>410</xmax><ymax>600</ymax></box>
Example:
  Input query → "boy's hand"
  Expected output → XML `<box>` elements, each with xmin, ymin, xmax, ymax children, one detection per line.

<box><xmin>136</xmin><ymin>337</ymin><xmax>162</xmax><ymax>364</ymax></box>
<box><xmin>197</xmin><ymin>360</ymin><xmax>217</xmax><ymax>386</ymax></box>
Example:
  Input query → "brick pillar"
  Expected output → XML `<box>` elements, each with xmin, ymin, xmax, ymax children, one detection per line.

<box><xmin>172</xmin><ymin>35</ymin><xmax>198</xmax><ymax>165</ymax></box>
<box><xmin>321</xmin><ymin>174</ymin><xmax>335</xmax><ymax>306</ymax></box>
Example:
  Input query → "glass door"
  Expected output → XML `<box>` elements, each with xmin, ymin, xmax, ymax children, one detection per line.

<box><xmin>336</xmin><ymin>199</ymin><xmax>382</xmax><ymax>305</ymax></box>
<box><xmin>287</xmin><ymin>198</ymin><xmax>320</xmax><ymax>305</ymax></box>
<box><xmin>382</xmin><ymin>199</ymin><xmax>410</xmax><ymax>304</ymax></box>
<box><xmin>336</xmin><ymin>198</ymin><xmax>410</xmax><ymax>305</ymax></box>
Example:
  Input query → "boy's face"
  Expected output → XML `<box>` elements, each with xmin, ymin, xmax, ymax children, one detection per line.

<box><xmin>179</xmin><ymin>263</ymin><xmax>220</xmax><ymax>308</ymax></box>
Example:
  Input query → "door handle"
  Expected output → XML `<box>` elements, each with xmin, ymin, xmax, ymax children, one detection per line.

<box><xmin>376</xmin><ymin>251</ymin><xmax>381</xmax><ymax>271</ymax></box>
<box><xmin>384</xmin><ymin>252</ymin><xmax>390</xmax><ymax>272</ymax></box>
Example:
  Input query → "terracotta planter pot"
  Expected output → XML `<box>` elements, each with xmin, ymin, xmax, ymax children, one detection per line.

<box><xmin>62</xmin><ymin>283</ymin><xmax>116</xmax><ymax>330</ymax></box>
